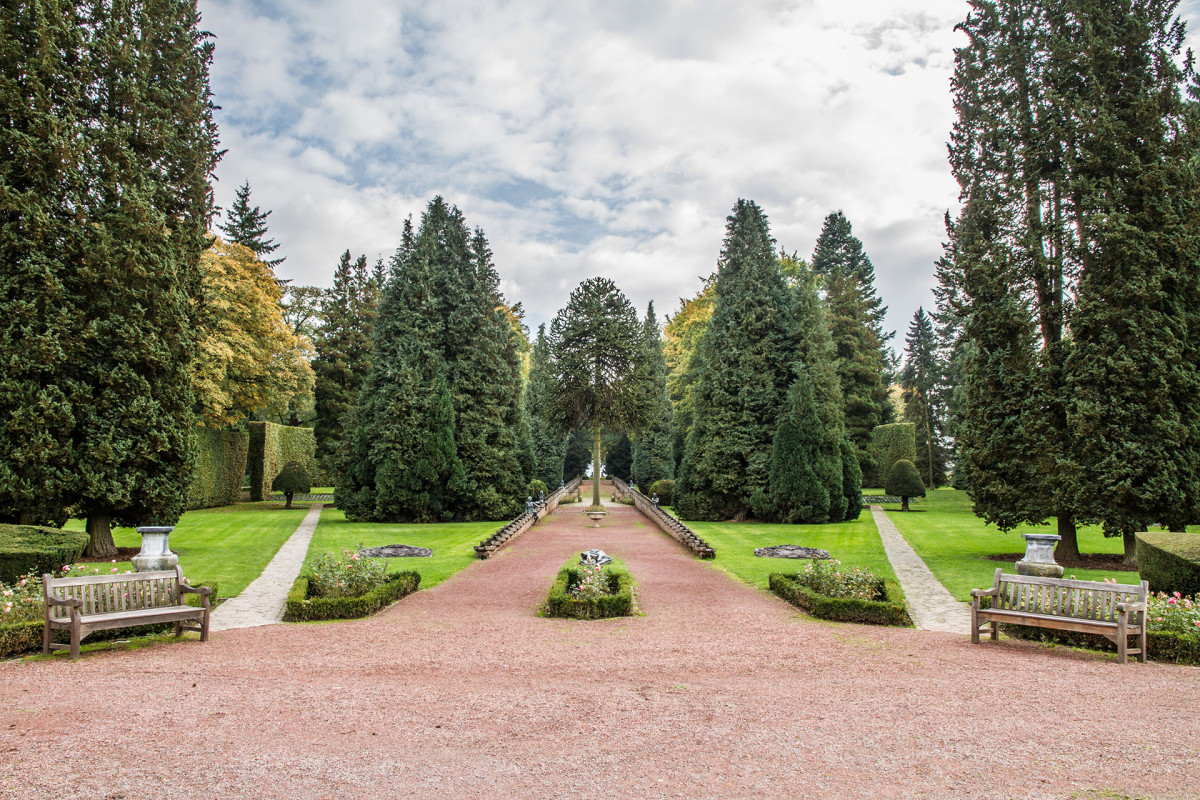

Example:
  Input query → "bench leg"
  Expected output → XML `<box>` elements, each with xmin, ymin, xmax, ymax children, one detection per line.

<box><xmin>990</xmin><ymin>621</ymin><xmax>998</xmax><ymax>641</ymax></box>
<box><xmin>70</xmin><ymin>621</ymin><xmax>80</xmax><ymax>660</ymax></box>
<box><xmin>1138</xmin><ymin>624</ymin><xmax>1147</xmax><ymax>663</ymax></box>
<box><xmin>200</xmin><ymin>610</ymin><xmax>209</xmax><ymax>643</ymax></box>
<box><xmin>174</xmin><ymin>621</ymin><xmax>183</xmax><ymax>637</ymax></box>
<box><xmin>42</xmin><ymin>623</ymin><xmax>52</xmax><ymax>655</ymax></box>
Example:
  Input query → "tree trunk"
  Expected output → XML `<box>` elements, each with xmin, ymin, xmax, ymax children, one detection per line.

<box><xmin>592</xmin><ymin>425</ymin><xmax>602</xmax><ymax>507</ymax></box>
<box><xmin>1056</xmin><ymin>514</ymin><xmax>1080</xmax><ymax>561</ymax></box>
<box><xmin>85</xmin><ymin>512</ymin><xmax>118</xmax><ymax>558</ymax></box>
<box><xmin>901</xmin><ymin>496</ymin><xmax>910</xmax><ymax>512</ymax></box>
<box><xmin>1122</xmin><ymin>530</ymin><xmax>1138</xmax><ymax>567</ymax></box>
<box><xmin>285</xmin><ymin>492</ymin><xmax>293</xmax><ymax>509</ymax></box>
<box><xmin>17</xmin><ymin>511</ymin><xmax>37</xmax><ymax>525</ymax></box>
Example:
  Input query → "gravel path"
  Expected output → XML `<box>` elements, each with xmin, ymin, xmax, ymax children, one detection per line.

<box><xmin>870</xmin><ymin>504</ymin><xmax>973</xmax><ymax>634</ymax></box>
<box><xmin>2</xmin><ymin>492</ymin><xmax>1198</xmax><ymax>800</ymax></box>
<box><xmin>209</xmin><ymin>503</ymin><xmax>322</xmax><ymax>632</ymax></box>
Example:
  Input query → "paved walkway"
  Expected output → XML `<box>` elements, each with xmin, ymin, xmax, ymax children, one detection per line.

<box><xmin>870</xmin><ymin>504</ymin><xmax>972</xmax><ymax>634</ymax></box>
<box><xmin>209</xmin><ymin>503</ymin><xmax>322</xmax><ymax>632</ymax></box>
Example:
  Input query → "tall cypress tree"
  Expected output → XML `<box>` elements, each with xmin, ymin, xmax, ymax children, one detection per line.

<box><xmin>675</xmin><ymin>200</ymin><xmax>799</xmax><ymax>521</ymax></box>
<box><xmin>899</xmin><ymin>308</ymin><xmax>949</xmax><ymax>489</ymax></box>
<box><xmin>563</xmin><ymin>427</ymin><xmax>592</xmax><ymax>481</ymax></box>
<box><xmin>758</xmin><ymin>368</ymin><xmax>830</xmax><ymax>523</ymax></box>
<box><xmin>525</xmin><ymin>324</ymin><xmax>566</xmax><ymax>487</ymax></box>
<box><xmin>218</xmin><ymin>180</ymin><xmax>283</xmax><ymax>268</ymax></box>
<box><xmin>631</xmin><ymin>303</ymin><xmax>675</xmax><ymax>489</ymax></box>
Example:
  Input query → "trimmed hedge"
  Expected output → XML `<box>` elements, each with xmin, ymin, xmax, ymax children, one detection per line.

<box><xmin>545</xmin><ymin>565</ymin><xmax>634</xmax><ymax>620</ymax></box>
<box><xmin>1001</xmin><ymin>624</ymin><xmax>1200</xmax><ymax>666</ymax></box>
<box><xmin>648</xmin><ymin>479</ymin><xmax>674</xmax><ymax>506</ymax></box>
<box><xmin>1136</xmin><ymin>532</ymin><xmax>1200</xmax><ymax>595</ymax></box>
<box><xmin>282</xmin><ymin>572</ymin><xmax>420</xmax><ymax>622</ymax></box>
<box><xmin>248</xmin><ymin>422</ymin><xmax>319</xmax><ymax>501</ymax></box>
<box><xmin>0</xmin><ymin>525</ymin><xmax>89</xmax><ymax>583</ymax></box>
<box><xmin>187</xmin><ymin>427</ymin><xmax>249</xmax><ymax>509</ymax></box>
<box><xmin>869</xmin><ymin>423</ymin><xmax>916</xmax><ymax>489</ymax></box>
<box><xmin>769</xmin><ymin>573</ymin><xmax>911</xmax><ymax>626</ymax></box>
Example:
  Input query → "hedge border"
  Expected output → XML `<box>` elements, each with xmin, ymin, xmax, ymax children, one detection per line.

<box><xmin>282</xmin><ymin>572</ymin><xmax>420</xmax><ymax>622</ymax></box>
<box><xmin>248</xmin><ymin>422</ymin><xmax>320</xmax><ymax>502</ymax></box>
<box><xmin>544</xmin><ymin>564</ymin><xmax>634</xmax><ymax>620</ymax></box>
<box><xmin>769</xmin><ymin>573</ymin><xmax>911</xmax><ymax>626</ymax></box>
<box><xmin>0</xmin><ymin>525</ymin><xmax>90</xmax><ymax>583</ymax></box>
<box><xmin>1001</xmin><ymin>623</ymin><xmax>1200</xmax><ymax>665</ymax></box>
<box><xmin>868</xmin><ymin>423</ymin><xmax>916</xmax><ymax>488</ymax></box>
<box><xmin>1135</xmin><ymin>532</ymin><xmax>1200</xmax><ymax>595</ymax></box>
<box><xmin>187</xmin><ymin>427</ymin><xmax>249</xmax><ymax>510</ymax></box>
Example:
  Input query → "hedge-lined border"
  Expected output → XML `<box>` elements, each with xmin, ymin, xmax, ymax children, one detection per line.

<box><xmin>1000</xmin><ymin>623</ymin><xmax>1200</xmax><ymax>665</ymax></box>
<box><xmin>1135</xmin><ymin>532</ymin><xmax>1200</xmax><ymax>596</ymax></box>
<box><xmin>868</xmin><ymin>423</ymin><xmax>916</xmax><ymax>487</ymax></box>
<box><xmin>282</xmin><ymin>572</ymin><xmax>420</xmax><ymax>622</ymax></box>
<box><xmin>187</xmin><ymin>427</ymin><xmax>249</xmax><ymax>510</ymax></box>
<box><xmin>544</xmin><ymin>564</ymin><xmax>634</xmax><ymax>620</ymax></box>
<box><xmin>248</xmin><ymin>422</ymin><xmax>322</xmax><ymax>502</ymax></box>
<box><xmin>0</xmin><ymin>582</ymin><xmax>218</xmax><ymax>660</ymax></box>
<box><xmin>769</xmin><ymin>573</ymin><xmax>912</xmax><ymax>626</ymax></box>
<box><xmin>0</xmin><ymin>525</ymin><xmax>90</xmax><ymax>584</ymax></box>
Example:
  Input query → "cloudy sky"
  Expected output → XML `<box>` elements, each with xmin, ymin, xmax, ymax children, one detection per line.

<box><xmin>200</xmin><ymin>0</ymin><xmax>1200</xmax><ymax>352</ymax></box>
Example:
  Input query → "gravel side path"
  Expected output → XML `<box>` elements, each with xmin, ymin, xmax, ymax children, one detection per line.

<box><xmin>209</xmin><ymin>503</ymin><xmax>322</xmax><ymax>631</ymax></box>
<box><xmin>2</xmin><ymin>493</ymin><xmax>1198</xmax><ymax>800</ymax></box>
<box><xmin>870</xmin><ymin>504</ymin><xmax>972</xmax><ymax>634</ymax></box>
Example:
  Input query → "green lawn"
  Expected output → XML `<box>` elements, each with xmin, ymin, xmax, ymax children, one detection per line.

<box><xmin>685</xmin><ymin>513</ymin><xmax>898</xmax><ymax>591</ymax></box>
<box><xmin>63</xmin><ymin>503</ymin><xmax>312</xmax><ymax>597</ymax></box>
<box><xmin>305</xmin><ymin>509</ymin><xmax>501</xmax><ymax>589</ymax></box>
<box><xmin>881</xmin><ymin>489</ymin><xmax>1136</xmax><ymax>600</ymax></box>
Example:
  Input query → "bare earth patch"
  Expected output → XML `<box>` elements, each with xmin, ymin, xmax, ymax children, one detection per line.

<box><xmin>2</xmin><ymin>498</ymin><xmax>1197</xmax><ymax>800</ymax></box>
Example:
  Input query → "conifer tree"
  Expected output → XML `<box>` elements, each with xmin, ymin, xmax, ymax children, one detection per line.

<box><xmin>525</xmin><ymin>324</ymin><xmax>566</xmax><ymax>487</ymax></box>
<box><xmin>675</xmin><ymin>200</ymin><xmax>799</xmax><ymax>521</ymax></box>
<box><xmin>663</xmin><ymin>280</ymin><xmax>715</xmax><ymax>471</ymax></box>
<box><xmin>563</xmin><ymin>427</ymin><xmax>592</xmax><ymax>481</ymax></box>
<box><xmin>840</xmin><ymin>436</ymin><xmax>864</xmax><ymax>521</ymax></box>
<box><xmin>757</xmin><ymin>369</ymin><xmax>830</xmax><ymax>523</ymax></box>
<box><xmin>219</xmin><ymin>181</ymin><xmax>283</xmax><ymax>268</ymax></box>
<box><xmin>810</xmin><ymin>211</ymin><xmax>890</xmax><ymax>346</ymax></box>
<box><xmin>899</xmin><ymin>308</ymin><xmax>948</xmax><ymax>488</ymax></box>
<box><xmin>631</xmin><ymin>303</ymin><xmax>675</xmax><ymax>489</ymax></box>
<box><xmin>603</xmin><ymin>432</ymin><xmax>633</xmax><ymax>481</ymax></box>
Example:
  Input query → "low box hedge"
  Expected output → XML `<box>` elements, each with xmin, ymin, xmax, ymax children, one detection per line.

<box><xmin>0</xmin><ymin>525</ymin><xmax>89</xmax><ymax>583</ymax></box>
<box><xmin>1135</xmin><ymin>532</ymin><xmax>1200</xmax><ymax>595</ymax></box>
<box><xmin>769</xmin><ymin>573</ymin><xmax>911</xmax><ymax>626</ymax></box>
<box><xmin>545</xmin><ymin>565</ymin><xmax>634</xmax><ymax>620</ymax></box>
<box><xmin>1001</xmin><ymin>625</ymin><xmax>1200</xmax><ymax>666</ymax></box>
<box><xmin>283</xmin><ymin>572</ymin><xmax>420</xmax><ymax>622</ymax></box>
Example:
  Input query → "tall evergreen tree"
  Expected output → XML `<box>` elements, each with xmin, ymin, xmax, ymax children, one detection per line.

<box><xmin>603</xmin><ymin>431</ymin><xmax>633</xmax><ymax>481</ymax></box>
<box><xmin>675</xmin><ymin>200</ymin><xmax>799</xmax><ymax>521</ymax></box>
<box><xmin>525</xmin><ymin>324</ymin><xmax>566</xmax><ymax>487</ymax></box>
<box><xmin>899</xmin><ymin>308</ymin><xmax>949</xmax><ymax>488</ymax></box>
<box><xmin>313</xmin><ymin>250</ymin><xmax>377</xmax><ymax>477</ymax></box>
<box><xmin>631</xmin><ymin>303</ymin><xmax>675</xmax><ymax>490</ymax></box>
<box><xmin>663</xmin><ymin>279</ymin><xmax>715</xmax><ymax>472</ymax></box>
<box><xmin>563</xmin><ymin>427</ymin><xmax>592</xmax><ymax>481</ymax></box>
<box><xmin>810</xmin><ymin>210</ymin><xmax>890</xmax><ymax>346</ymax></box>
<box><xmin>757</xmin><ymin>368</ymin><xmax>830</xmax><ymax>523</ymax></box>
<box><xmin>218</xmin><ymin>180</ymin><xmax>283</xmax><ymax>268</ymax></box>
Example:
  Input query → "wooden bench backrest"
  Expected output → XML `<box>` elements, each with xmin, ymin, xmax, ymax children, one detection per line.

<box><xmin>43</xmin><ymin>566</ymin><xmax>183</xmax><ymax>620</ymax></box>
<box><xmin>992</xmin><ymin>570</ymin><xmax>1146</xmax><ymax>622</ymax></box>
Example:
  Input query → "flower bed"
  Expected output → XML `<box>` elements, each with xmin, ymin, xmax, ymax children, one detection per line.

<box><xmin>769</xmin><ymin>560</ymin><xmax>910</xmax><ymax>626</ymax></box>
<box><xmin>283</xmin><ymin>572</ymin><xmax>420</xmax><ymax>622</ymax></box>
<box><xmin>544</xmin><ymin>562</ymin><xmax>634</xmax><ymax>620</ymax></box>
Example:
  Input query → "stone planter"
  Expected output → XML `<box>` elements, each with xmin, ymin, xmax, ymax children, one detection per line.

<box><xmin>1015</xmin><ymin>533</ymin><xmax>1064</xmax><ymax>578</ymax></box>
<box><xmin>132</xmin><ymin>526</ymin><xmax>178</xmax><ymax>572</ymax></box>
<box><xmin>585</xmin><ymin>509</ymin><xmax>607</xmax><ymax>528</ymax></box>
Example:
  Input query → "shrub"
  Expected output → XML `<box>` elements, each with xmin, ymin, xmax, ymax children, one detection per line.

<box><xmin>545</xmin><ymin>563</ymin><xmax>634</xmax><ymax>619</ymax></box>
<box><xmin>869</xmin><ymin>423</ymin><xmax>916</xmax><ymax>488</ymax></box>
<box><xmin>840</xmin><ymin>437</ymin><xmax>863</xmax><ymax>521</ymax></box>
<box><xmin>885</xmin><ymin>459</ymin><xmax>925</xmax><ymax>511</ymax></box>
<box><xmin>309</xmin><ymin>548</ymin><xmax>388</xmax><ymax>599</ymax></box>
<box><xmin>1136</xmin><ymin>532</ymin><xmax>1200</xmax><ymax>595</ymax></box>
<box><xmin>248</xmin><ymin>421</ymin><xmax>318</xmax><ymax>501</ymax></box>
<box><xmin>528</xmin><ymin>479</ymin><xmax>548</xmax><ymax>500</ymax></box>
<box><xmin>283</xmin><ymin>572</ymin><xmax>420</xmax><ymax>622</ymax></box>
<box><xmin>648</xmin><ymin>479</ymin><xmax>674</xmax><ymax>506</ymax></box>
<box><xmin>272</xmin><ymin>460</ymin><xmax>312</xmax><ymax>509</ymax></box>
<box><xmin>792</xmin><ymin>559</ymin><xmax>884</xmax><ymax>601</ymax></box>
<box><xmin>770</xmin><ymin>571</ymin><xmax>910</xmax><ymax>626</ymax></box>
<box><xmin>186</xmin><ymin>427</ymin><xmax>249</xmax><ymax>509</ymax></box>
<box><xmin>0</xmin><ymin>525</ymin><xmax>89</xmax><ymax>584</ymax></box>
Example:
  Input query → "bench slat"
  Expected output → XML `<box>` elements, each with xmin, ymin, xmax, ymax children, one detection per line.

<box><xmin>996</xmin><ymin>572</ymin><xmax>1143</xmax><ymax>593</ymax></box>
<box><xmin>976</xmin><ymin>608</ymin><xmax>1141</xmax><ymax>635</ymax></box>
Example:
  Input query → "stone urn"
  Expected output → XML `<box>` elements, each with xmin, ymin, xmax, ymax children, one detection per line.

<box><xmin>132</xmin><ymin>526</ymin><xmax>178</xmax><ymax>572</ymax></box>
<box><xmin>585</xmin><ymin>509</ymin><xmax>607</xmax><ymax>528</ymax></box>
<box><xmin>1015</xmin><ymin>533</ymin><xmax>1064</xmax><ymax>578</ymax></box>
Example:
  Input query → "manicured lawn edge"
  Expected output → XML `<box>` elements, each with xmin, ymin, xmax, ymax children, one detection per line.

<box><xmin>1000</xmin><ymin>624</ymin><xmax>1200</xmax><ymax>665</ymax></box>
<box><xmin>544</xmin><ymin>564</ymin><xmax>634</xmax><ymax>620</ymax></box>
<box><xmin>283</xmin><ymin>572</ymin><xmax>420</xmax><ymax>622</ymax></box>
<box><xmin>769</xmin><ymin>573</ymin><xmax>912</xmax><ymax>626</ymax></box>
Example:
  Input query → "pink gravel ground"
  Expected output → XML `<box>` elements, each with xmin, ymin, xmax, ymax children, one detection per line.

<box><xmin>2</xmin><ymin>494</ymin><xmax>1199</xmax><ymax>800</ymax></box>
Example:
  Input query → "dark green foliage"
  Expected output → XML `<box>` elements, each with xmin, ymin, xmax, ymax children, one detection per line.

<box><xmin>870</xmin><ymin>424</ymin><xmax>916</xmax><ymax>491</ymax></box>
<box><xmin>283</xmin><ymin>572</ymin><xmax>420</xmax><ymax>622</ymax></box>
<box><xmin>563</xmin><ymin>428</ymin><xmax>592</xmax><ymax>481</ymax></box>
<box><xmin>312</xmin><ymin>251</ymin><xmax>377</xmax><ymax>479</ymax></box>
<box><xmin>544</xmin><ymin>565</ymin><xmax>634</xmax><ymax>619</ymax></box>
<box><xmin>248</xmin><ymin>422</ymin><xmax>317</xmax><ymax>502</ymax></box>
<box><xmin>631</xmin><ymin>303</ymin><xmax>675</xmax><ymax>489</ymax></box>
<box><xmin>768</xmin><ymin>573</ymin><xmax>910</xmax><ymax>626</ymax></box>
<box><xmin>885</xmin><ymin>459</ymin><xmax>925</xmax><ymax>511</ymax></box>
<box><xmin>676</xmin><ymin>200</ymin><xmax>799</xmax><ymax>520</ymax></box>
<box><xmin>272</xmin><ymin>461</ymin><xmax>312</xmax><ymax>508</ymax></box>
<box><xmin>899</xmin><ymin>309</ymin><xmax>949</xmax><ymax>488</ymax></box>
<box><xmin>810</xmin><ymin>211</ymin><xmax>891</xmax><ymax>349</ymax></box>
<box><xmin>840</xmin><ymin>437</ymin><xmax>864</xmax><ymax>522</ymax></box>
<box><xmin>186</xmin><ymin>428</ymin><xmax>249</xmax><ymax>510</ymax></box>
<box><xmin>525</xmin><ymin>325</ymin><xmax>566</xmax><ymax>487</ymax></box>
<box><xmin>528</xmin><ymin>479</ymin><xmax>548</xmax><ymax>499</ymax></box>
<box><xmin>603</xmin><ymin>432</ymin><xmax>633</xmax><ymax>481</ymax></box>
<box><xmin>0</xmin><ymin>525</ymin><xmax>89</xmax><ymax>583</ymax></box>
<box><xmin>649</xmin><ymin>479</ymin><xmax>675</xmax><ymax>506</ymax></box>
<box><xmin>218</xmin><ymin>181</ymin><xmax>283</xmax><ymax>268</ymax></box>
<box><xmin>758</xmin><ymin>370</ymin><xmax>830</xmax><ymax>524</ymax></box>
<box><xmin>1135</xmin><ymin>533</ymin><xmax>1200</xmax><ymax>596</ymax></box>
<box><xmin>1002</xmin><ymin>624</ymin><xmax>1200</xmax><ymax>666</ymax></box>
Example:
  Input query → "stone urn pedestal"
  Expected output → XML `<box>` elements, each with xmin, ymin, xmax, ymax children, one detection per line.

<box><xmin>132</xmin><ymin>526</ymin><xmax>178</xmax><ymax>572</ymax></box>
<box><xmin>585</xmin><ymin>509</ymin><xmax>607</xmax><ymax>528</ymax></box>
<box><xmin>1015</xmin><ymin>533</ymin><xmax>1064</xmax><ymax>578</ymax></box>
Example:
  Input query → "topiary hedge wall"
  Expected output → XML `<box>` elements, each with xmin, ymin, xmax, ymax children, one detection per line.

<box><xmin>186</xmin><ymin>428</ymin><xmax>249</xmax><ymax>509</ymax></box>
<box><xmin>1136</xmin><ymin>532</ymin><xmax>1200</xmax><ymax>595</ymax></box>
<box><xmin>868</xmin><ymin>423</ymin><xmax>916</xmax><ymax>488</ymax></box>
<box><xmin>248</xmin><ymin>422</ymin><xmax>319</xmax><ymax>501</ymax></box>
<box><xmin>0</xmin><ymin>525</ymin><xmax>89</xmax><ymax>583</ymax></box>
<box><xmin>769</xmin><ymin>573</ymin><xmax>911</xmax><ymax>626</ymax></box>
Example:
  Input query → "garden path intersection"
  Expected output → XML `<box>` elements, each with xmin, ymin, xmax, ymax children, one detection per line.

<box><xmin>2</xmin><ymin>498</ymin><xmax>1199</xmax><ymax>799</ymax></box>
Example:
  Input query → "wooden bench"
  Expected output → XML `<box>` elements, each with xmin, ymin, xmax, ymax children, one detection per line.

<box><xmin>43</xmin><ymin>565</ymin><xmax>211</xmax><ymax>659</ymax></box>
<box><xmin>970</xmin><ymin>568</ymin><xmax>1147</xmax><ymax>663</ymax></box>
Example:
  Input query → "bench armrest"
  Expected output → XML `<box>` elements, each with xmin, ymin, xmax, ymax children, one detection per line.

<box><xmin>179</xmin><ymin>584</ymin><xmax>211</xmax><ymax>596</ymax></box>
<box><xmin>1116</xmin><ymin>600</ymin><xmax>1146</xmax><ymax>614</ymax></box>
<box><xmin>44</xmin><ymin>595</ymin><xmax>83</xmax><ymax>609</ymax></box>
<box><xmin>971</xmin><ymin>587</ymin><xmax>998</xmax><ymax>598</ymax></box>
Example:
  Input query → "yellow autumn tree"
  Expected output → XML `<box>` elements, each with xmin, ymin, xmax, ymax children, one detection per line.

<box><xmin>664</xmin><ymin>278</ymin><xmax>715</xmax><ymax>452</ymax></box>
<box><xmin>193</xmin><ymin>238</ymin><xmax>315</xmax><ymax>427</ymax></box>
